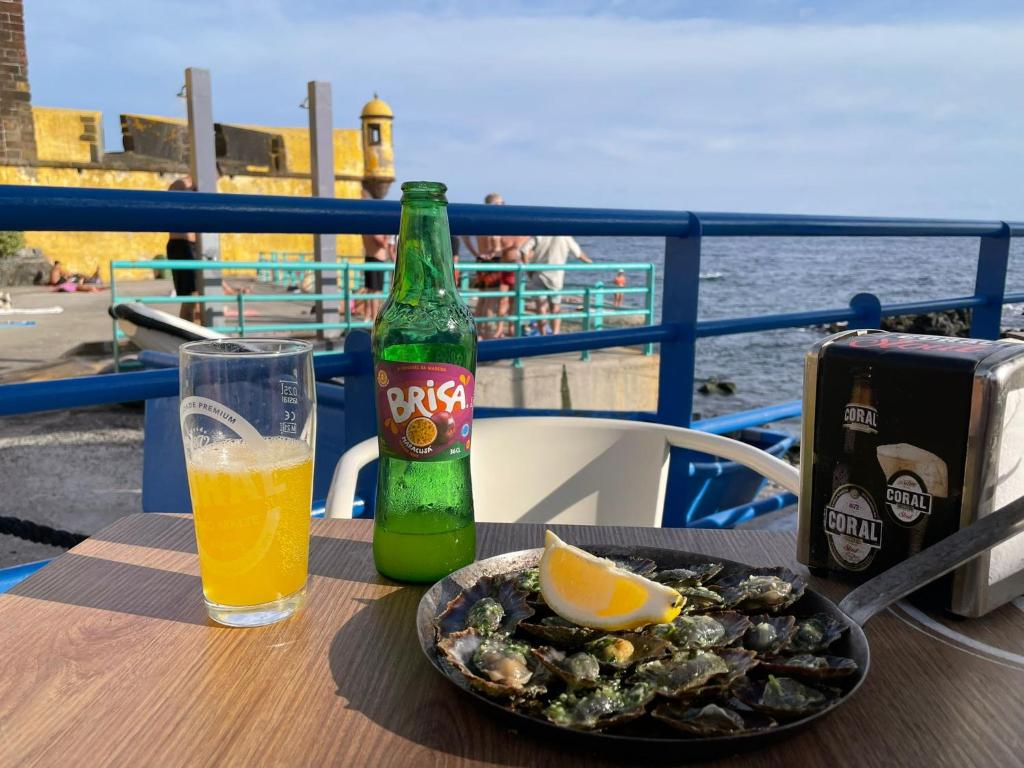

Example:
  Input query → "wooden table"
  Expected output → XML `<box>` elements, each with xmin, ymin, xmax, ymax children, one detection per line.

<box><xmin>2</xmin><ymin>515</ymin><xmax>1023</xmax><ymax>767</ymax></box>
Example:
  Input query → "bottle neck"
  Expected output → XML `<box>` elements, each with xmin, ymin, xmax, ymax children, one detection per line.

<box><xmin>391</xmin><ymin>202</ymin><xmax>458</xmax><ymax>304</ymax></box>
<box><xmin>849</xmin><ymin>378</ymin><xmax>874</xmax><ymax>407</ymax></box>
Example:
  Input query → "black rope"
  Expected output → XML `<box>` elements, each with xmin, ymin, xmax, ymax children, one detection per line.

<box><xmin>0</xmin><ymin>516</ymin><xmax>88</xmax><ymax>549</ymax></box>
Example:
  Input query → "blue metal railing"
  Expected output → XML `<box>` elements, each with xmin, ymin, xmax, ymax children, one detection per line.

<box><xmin>0</xmin><ymin>184</ymin><xmax>1020</xmax><ymax>526</ymax></box>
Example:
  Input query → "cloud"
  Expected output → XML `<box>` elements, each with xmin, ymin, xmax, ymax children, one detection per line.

<box><xmin>22</xmin><ymin>2</ymin><xmax>1024</xmax><ymax>217</ymax></box>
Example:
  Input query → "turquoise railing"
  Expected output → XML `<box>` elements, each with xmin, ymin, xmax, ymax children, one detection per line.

<box><xmin>109</xmin><ymin>258</ymin><xmax>656</xmax><ymax>369</ymax></box>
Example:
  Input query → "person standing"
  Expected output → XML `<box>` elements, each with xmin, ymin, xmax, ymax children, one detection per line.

<box><xmin>361</xmin><ymin>232</ymin><xmax>391</xmax><ymax>322</ymax></box>
<box><xmin>166</xmin><ymin>176</ymin><xmax>200</xmax><ymax>323</ymax></box>
<box><xmin>613</xmin><ymin>269</ymin><xmax>627</xmax><ymax>308</ymax></box>
<box><xmin>519</xmin><ymin>235</ymin><xmax>592</xmax><ymax>335</ymax></box>
<box><xmin>462</xmin><ymin>192</ymin><xmax>506</xmax><ymax>338</ymax></box>
<box><xmin>496</xmin><ymin>233</ymin><xmax>528</xmax><ymax>337</ymax></box>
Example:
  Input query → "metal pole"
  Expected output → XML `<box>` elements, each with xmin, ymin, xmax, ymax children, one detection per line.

<box><xmin>110</xmin><ymin>263</ymin><xmax>120</xmax><ymax>371</ymax></box>
<box><xmin>645</xmin><ymin>264</ymin><xmax>655</xmax><ymax>355</ymax></box>
<box><xmin>970</xmin><ymin>224</ymin><xmax>1011</xmax><ymax>339</ymax></box>
<box><xmin>309</xmin><ymin>72</ymin><xmax>341</xmax><ymax>341</ymax></box>
<box><xmin>343</xmin><ymin>261</ymin><xmax>352</xmax><ymax>332</ymax></box>
<box><xmin>237</xmin><ymin>293</ymin><xmax>246</xmax><ymax>337</ymax></box>
<box><xmin>185</xmin><ymin>67</ymin><xmax>222</xmax><ymax>328</ymax></box>
<box><xmin>848</xmin><ymin>292</ymin><xmax>882</xmax><ymax>330</ymax></box>
<box><xmin>658</xmin><ymin>220</ymin><xmax>703</xmax><ymax>527</ymax></box>
<box><xmin>581</xmin><ymin>287</ymin><xmax>591</xmax><ymax>361</ymax></box>
<box><xmin>514</xmin><ymin>264</ymin><xmax>524</xmax><ymax>338</ymax></box>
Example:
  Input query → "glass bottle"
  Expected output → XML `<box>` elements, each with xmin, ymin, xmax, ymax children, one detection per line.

<box><xmin>371</xmin><ymin>181</ymin><xmax>477</xmax><ymax>582</ymax></box>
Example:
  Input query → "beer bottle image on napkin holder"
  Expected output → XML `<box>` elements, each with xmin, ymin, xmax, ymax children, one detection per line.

<box><xmin>799</xmin><ymin>328</ymin><xmax>1024</xmax><ymax>617</ymax></box>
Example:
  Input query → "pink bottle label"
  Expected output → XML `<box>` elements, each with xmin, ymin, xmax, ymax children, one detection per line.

<box><xmin>374</xmin><ymin>361</ymin><xmax>474</xmax><ymax>461</ymax></box>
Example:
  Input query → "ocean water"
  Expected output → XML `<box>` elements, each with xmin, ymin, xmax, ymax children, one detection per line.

<box><xmin>571</xmin><ymin>235</ymin><xmax>1024</xmax><ymax>423</ymax></box>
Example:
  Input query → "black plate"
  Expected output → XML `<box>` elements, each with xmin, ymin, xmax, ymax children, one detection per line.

<box><xmin>416</xmin><ymin>544</ymin><xmax>870</xmax><ymax>760</ymax></box>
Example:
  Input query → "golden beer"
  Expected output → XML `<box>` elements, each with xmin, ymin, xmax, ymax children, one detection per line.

<box><xmin>187</xmin><ymin>437</ymin><xmax>313</xmax><ymax>607</ymax></box>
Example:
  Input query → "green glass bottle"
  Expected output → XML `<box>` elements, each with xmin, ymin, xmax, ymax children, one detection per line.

<box><xmin>371</xmin><ymin>181</ymin><xmax>477</xmax><ymax>582</ymax></box>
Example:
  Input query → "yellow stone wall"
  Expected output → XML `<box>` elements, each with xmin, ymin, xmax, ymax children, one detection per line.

<box><xmin>2</xmin><ymin>106</ymin><xmax>392</xmax><ymax>280</ymax></box>
<box><xmin>32</xmin><ymin>106</ymin><xmax>101</xmax><ymax>163</ymax></box>
<box><xmin>0</xmin><ymin>165</ymin><xmax>365</xmax><ymax>281</ymax></box>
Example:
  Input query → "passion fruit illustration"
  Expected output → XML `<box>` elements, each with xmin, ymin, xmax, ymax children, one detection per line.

<box><xmin>431</xmin><ymin>411</ymin><xmax>457</xmax><ymax>445</ymax></box>
<box><xmin>405</xmin><ymin>417</ymin><xmax>438</xmax><ymax>448</ymax></box>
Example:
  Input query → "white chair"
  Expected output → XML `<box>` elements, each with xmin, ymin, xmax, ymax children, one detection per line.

<box><xmin>325</xmin><ymin>417</ymin><xmax>799</xmax><ymax>526</ymax></box>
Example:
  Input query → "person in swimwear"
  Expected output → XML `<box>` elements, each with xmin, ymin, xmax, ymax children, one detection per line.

<box><xmin>462</xmin><ymin>192</ymin><xmax>508</xmax><ymax>338</ymax></box>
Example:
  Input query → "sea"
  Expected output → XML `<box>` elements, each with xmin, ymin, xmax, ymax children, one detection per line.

<box><xmin>572</xmin><ymin>235</ymin><xmax>1024</xmax><ymax>426</ymax></box>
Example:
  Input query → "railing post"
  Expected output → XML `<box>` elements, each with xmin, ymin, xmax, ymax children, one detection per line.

<box><xmin>514</xmin><ymin>264</ymin><xmax>524</xmax><ymax>339</ymax></box>
<box><xmin>343</xmin><ymin>261</ymin><xmax>352</xmax><ymax>333</ymax></box>
<box><xmin>645</xmin><ymin>263</ymin><xmax>655</xmax><ymax>355</ymax></box>
<box><xmin>237</xmin><ymin>293</ymin><xmax>246</xmax><ymax>337</ymax></box>
<box><xmin>593</xmin><ymin>280</ymin><xmax>604</xmax><ymax>331</ymax></box>
<box><xmin>848</xmin><ymin>292</ymin><xmax>882</xmax><ymax>330</ymax></box>
<box><xmin>512</xmin><ymin>265</ymin><xmax>524</xmax><ymax>368</ymax></box>
<box><xmin>971</xmin><ymin>224</ymin><xmax>1011</xmax><ymax>339</ymax></box>
<box><xmin>658</xmin><ymin>216</ymin><xmax>702</xmax><ymax>528</ymax></box>
<box><xmin>343</xmin><ymin>329</ymin><xmax>378</xmax><ymax>515</ymax></box>
<box><xmin>110</xmin><ymin>261</ymin><xmax>120</xmax><ymax>372</ymax></box>
<box><xmin>581</xmin><ymin>287</ymin><xmax>591</xmax><ymax>361</ymax></box>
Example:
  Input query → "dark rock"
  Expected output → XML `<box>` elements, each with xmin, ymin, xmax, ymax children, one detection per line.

<box><xmin>822</xmin><ymin>309</ymin><xmax>973</xmax><ymax>338</ymax></box>
<box><xmin>698</xmin><ymin>377</ymin><xmax>737</xmax><ymax>396</ymax></box>
<box><xmin>0</xmin><ymin>248</ymin><xmax>50</xmax><ymax>287</ymax></box>
<box><xmin>881</xmin><ymin>308</ymin><xmax>972</xmax><ymax>337</ymax></box>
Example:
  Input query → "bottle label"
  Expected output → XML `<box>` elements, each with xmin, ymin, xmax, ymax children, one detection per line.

<box><xmin>824</xmin><ymin>484</ymin><xmax>882</xmax><ymax>570</ymax></box>
<box><xmin>374</xmin><ymin>361</ymin><xmax>474</xmax><ymax>461</ymax></box>
<box><xmin>843</xmin><ymin>403</ymin><xmax>877</xmax><ymax>434</ymax></box>
<box><xmin>885</xmin><ymin>470</ymin><xmax>932</xmax><ymax>525</ymax></box>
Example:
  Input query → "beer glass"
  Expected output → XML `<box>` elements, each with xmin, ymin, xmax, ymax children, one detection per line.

<box><xmin>179</xmin><ymin>339</ymin><xmax>316</xmax><ymax>627</ymax></box>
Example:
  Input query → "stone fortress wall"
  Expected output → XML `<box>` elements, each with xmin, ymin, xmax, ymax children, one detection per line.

<box><xmin>0</xmin><ymin>0</ymin><xmax>395</xmax><ymax>281</ymax></box>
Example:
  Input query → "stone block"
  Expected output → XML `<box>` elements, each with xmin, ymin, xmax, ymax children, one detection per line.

<box><xmin>0</xmin><ymin>248</ymin><xmax>48</xmax><ymax>286</ymax></box>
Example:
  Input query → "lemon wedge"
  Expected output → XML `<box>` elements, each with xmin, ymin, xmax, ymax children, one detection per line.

<box><xmin>538</xmin><ymin>530</ymin><xmax>684</xmax><ymax>631</ymax></box>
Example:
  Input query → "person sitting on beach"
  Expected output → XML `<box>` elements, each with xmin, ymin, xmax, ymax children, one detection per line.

<box><xmin>519</xmin><ymin>235</ymin><xmax>592</xmax><ymax>335</ymax></box>
<box><xmin>50</xmin><ymin>264</ymin><xmax>105</xmax><ymax>293</ymax></box>
<box><xmin>47</xmin><ymin>261</ymin><xmax>72</xmax><ymax>286</ymax></box>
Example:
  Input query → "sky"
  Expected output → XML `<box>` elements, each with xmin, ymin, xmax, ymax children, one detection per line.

<box><xmin>21</xmin><ymin>1</ymin><xmax>1024</xmax><ymax>217</ymax></box>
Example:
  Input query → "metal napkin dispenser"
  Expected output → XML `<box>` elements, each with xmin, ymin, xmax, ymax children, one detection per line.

<box><xmin>798</xmin><ymin>330</ymin><xmax>1024</xmax><ymax>617</ymax></box>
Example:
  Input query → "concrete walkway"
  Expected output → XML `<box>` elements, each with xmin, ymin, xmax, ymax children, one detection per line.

<box><xmin>0</xmin><ymin>406</ymin><xmax>144</xmax><ymax>567</ymax></box>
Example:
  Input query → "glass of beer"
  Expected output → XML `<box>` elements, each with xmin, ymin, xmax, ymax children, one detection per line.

<box><xmin>179</xmin><ymin>339</ymin><xmax>316</xmax><ymax>627</ymax></box>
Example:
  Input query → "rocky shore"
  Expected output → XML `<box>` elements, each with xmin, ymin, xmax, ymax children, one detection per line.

<box><xmin>825</xmin><ymin>308</ymin><xmax>1023</xmax><ymax>339</ymax></box>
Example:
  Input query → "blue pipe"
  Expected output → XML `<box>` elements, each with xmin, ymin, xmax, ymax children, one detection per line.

<box><xmin>0</xmin><ymin>352</ymin><xmax>363</xmax><ymax>415</ymax></box>
<box><xmin>691</xmin><ymin>401</ymin><xmax>803</xmax><ymax>435</ymax></box>
<box><xmin>694</xmin><ymin>211</ymin><xmax>1012</xmax><ymax>238</ymax></box>
<box><xmin>881</xmin><ymin>296</ymin><xmax>986</xmax><ymax>315</ymax></box>
<box><xmin>1</xmin><ymin>185</ymin><xmax>1021</xmax><ymax>238</ymax></box>
<box><xmin>0</xmin><ymin>185</ymin><xmax>693</xmax><ymax>237</ymax></box>
<box><xmin>0</xmin><ymin>367</ymin><xmax>179</xmax><ymax>415</ymax></box>
<box><xmin>698</xmin><ymin>308</ymin><xmax>856</xmax><ymax>337</ymax></box>
<box><xmin>478</xmin><ymin>325</ymin><xmax>677</xmax><ymax>361</ymax></box>
<box><xmin>687</xmin><ymin>492</ymin><xmax>799</xmax><ymax>529</ymax></box>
